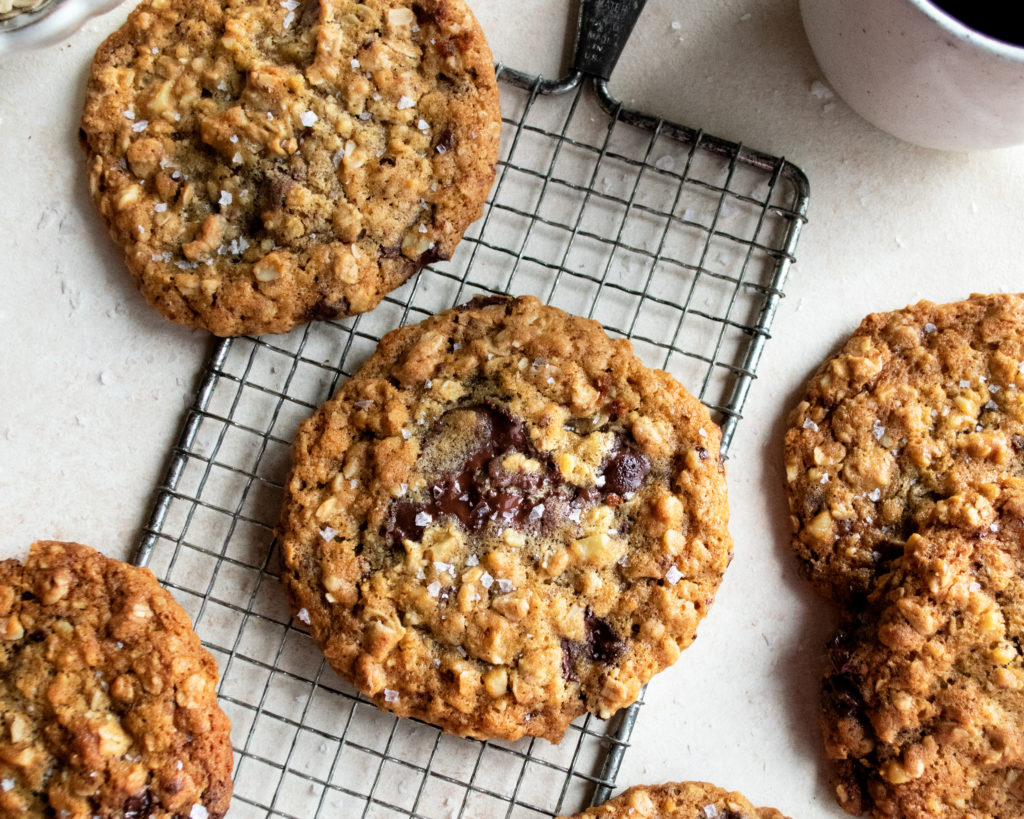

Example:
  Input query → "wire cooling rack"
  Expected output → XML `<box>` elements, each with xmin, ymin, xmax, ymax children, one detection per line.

<box><xmin>133</xmin><ymin>56</ymin><xmax>809</xmax><ymax>819</ymax></box>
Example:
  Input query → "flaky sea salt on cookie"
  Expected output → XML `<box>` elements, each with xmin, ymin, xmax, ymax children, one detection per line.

<box><xmin>559</xmin><ymin>781</ymin><xmax>790</xmax><ymax>819</ymax></box>
<box><xmin>784</xmin><ymin>293</ymin><xmax>1024</xmax><ymax>602</ymax></box>
<box><xmin>279</xmin><ymin>295</ymin><xmax>733</xmax><ymax>742</ymax></box>
<box><xmin>80</xmin><ymin>0</ymin><xmax>500</xmax><ymax>336</ymax></box>
<box><xmin>0</xmin><ymin>541</ymin><xmax>233</xmax><ymax>817</ymax></box>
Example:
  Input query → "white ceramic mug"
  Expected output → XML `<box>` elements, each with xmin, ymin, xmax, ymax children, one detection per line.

<box><xmin>0</xmin><ymin>0</ymin><xmax>125</xmax><ymax>56</ymax></box>
<box><xmin>800</xmin><ymin>0</ymin><xmax>1024</xmax><ymax>151</ymax></box>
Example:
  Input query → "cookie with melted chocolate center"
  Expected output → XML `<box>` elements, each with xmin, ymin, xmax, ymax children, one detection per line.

<box><xmin>560</xmin><ymin>781</ymin><xmax>790</xmax><ymax>819</ymax></box>
<box><xmin>0</xmin><ymin>541</ymin><xmax>232</xmax><ymax>817</ymax></box>
<box><xmin>279</xmin><ymin>295</ymin><xmax>733</xmax><ymax>741</ymax></box>
<box><xmin>80</xmin><ymin>0</ymin><xmax>500</xmax><ymax>336</ymax></box>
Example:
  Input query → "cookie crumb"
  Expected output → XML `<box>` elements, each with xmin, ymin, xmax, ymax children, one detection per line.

<box><xmin>810</xmin><ymin>80</ymin><xmax>834</xmax><ymax>100</ymax></box>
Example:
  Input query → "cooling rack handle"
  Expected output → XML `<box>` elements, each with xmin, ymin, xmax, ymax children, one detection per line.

<box><xmin>572</xmin><ymin>0</ymin><xmax>648</xmax><ymax>81</ymax></box>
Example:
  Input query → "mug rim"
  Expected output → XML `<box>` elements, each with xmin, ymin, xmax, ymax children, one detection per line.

<box><xmin>910</xmin><ymin>0</ymin><xmax>1024</xmax><ymax>63</ymax></box>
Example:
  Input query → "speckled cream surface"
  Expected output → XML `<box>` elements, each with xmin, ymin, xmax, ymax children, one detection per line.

<box><xmin>3</xmin><ymin>1</ymin><xmax>1024</xmax><ymax>818</ymax></box>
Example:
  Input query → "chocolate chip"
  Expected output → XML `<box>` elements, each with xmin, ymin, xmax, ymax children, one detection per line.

<box><xmin>304</xmin><ymin>296</ymin><xmax>349</xmax><ymax>322</ymax></box>
<box><xmin>435</xmin><ymin>129</ymin><xmax>456</xmax><ymax>154</ymax></box>
<box><xmin>491</xmin><ymin>490</ymin><xmax>526</xmax><ymax>524</ymax></box>
<box><xmin>1013</xmin><ymin>433</ymin><xmax>1024</xmax><ymax>452</ymax></box>
<box><xmin>389</xmin><ymin>499</ymin><xmax>426</xmax><ymax>548</ymax></box>
<box><xmin>827</xmin><ymin>629</ymin><xmax>857</xmax><ymax>674</ymax></box>
<box><xmin>384</xmin><ymin>406</ymin><xmax>652</xmax><ymax>546</ymax></box>
<box><xmin>411</xmin><ymin>2</ymin><xmax>437</xmax><ymax>26</ymax></box>
<box><xmin>821</xmin><ymin>671</ymin><xmax>865</xmax><ymax>721</ymax></box>
<box><xmin>483</xmin><ymin>405</ymin><xmax>527</xmax><ymax>452</ymax></box>
<box><xmin>602</xmin><ymin>444</ymin><xmax>650</xmax><ymax>496</ymax></box>
<box><xmin>455</xmin><ymin>294</ymin><xmax>511</xmax><ymax>312</ymax></box>
<box><xmin>561</xmin><ymin>610</ymin><xmax>628</xmax><ymax>682</ymax></box>
<box><xmin>124</xmin><ymin>790</ymin><xmax>153</xmax><ymax>819</ymax></box>
<box><xmin>392</xmin><ymin>405</ymin><xmax>535</xmax><ymax>538</ymax></box>
<box><xmin>416</xmin><ymin>244</ymin><xmax>446</xmax><ymax>268</ymax></box>
<box><xmin>584</xmin><ymin>607</ymin><xmax>626</xmax><ymax>664</ymax></box>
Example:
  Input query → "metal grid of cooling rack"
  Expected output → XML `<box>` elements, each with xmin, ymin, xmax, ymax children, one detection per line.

<box><xmin>133</xmin><ymin>65</ymin><xmax>809</xmax><ymax>819</ymax></box>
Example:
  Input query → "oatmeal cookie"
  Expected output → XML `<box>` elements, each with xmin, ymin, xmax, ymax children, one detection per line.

<box><xmin>279</xmin><ymin>295</ymin><xmax>732</xmax><ymax>742</ymax></box>
<box><xmin>0</xmin><ymin>541</ymin><xmax>233</xmax><ymax>817</ymax></box>
<box><xmin>822</xmin><ymin>482</ymin><xmax>1024</xmax><ymax>818</ymax></box>
<box><xmin>560</xmin><ymin>781</ymin><xmax>789</xmax><ymax>819</ymax></box>
<box><xmin>81</xmin><ymin>0</ymin><xmax>500</xmax><ymax>336</ymax></box>
<box><xmin>784</xmin><ymin>293</ymin><xmax>1024</xmax><ymax>601</ymax></box>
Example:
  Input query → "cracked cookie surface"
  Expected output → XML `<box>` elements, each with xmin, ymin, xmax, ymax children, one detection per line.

<box><xmin>279</xmin><ymin>295</ymin><xmax>732</xmax><ymax>742</ymax></box>
<box><xmin>560</xmin><ymin>781</ymin><xmax>789</xmax><ymax>819</ymax></box>
<box><xmin>822</xmin><ymin>481</ymin><xmax>1024</xmax><ymax>819</ymax></box>
<box><xmin>81</xmin><ymin>0</ymin><xmax>500</xmax><ymax>336</ymax></box>
<box><xmin>0</xmin><ymin>541</ymin><xmax>232</xmax><ymax>817</ymax></box>
<box><xmin>784</xmin><ymin>293</ymin><xmax>1024</xmax><ymax>602</ymax></box>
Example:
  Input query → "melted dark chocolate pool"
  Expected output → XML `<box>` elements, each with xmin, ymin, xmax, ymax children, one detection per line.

<box><xmin>386</xmin><ymin>404</ymin><xmax>650</xmax><ymax>547</ymax></box>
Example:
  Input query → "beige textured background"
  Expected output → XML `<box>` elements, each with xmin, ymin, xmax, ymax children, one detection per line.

<box><xmin>2</xmin><ymin>1</ymin><xmax>1024</xmax><ymax>816</ymax></box>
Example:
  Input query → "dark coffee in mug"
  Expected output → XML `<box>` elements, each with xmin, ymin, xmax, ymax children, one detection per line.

<box><xmin>928</xmin><ymin>1</ymin><xmax>1024</xmax><ymax>47</ymax></box>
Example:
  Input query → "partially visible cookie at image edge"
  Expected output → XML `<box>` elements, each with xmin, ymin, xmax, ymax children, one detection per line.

<box><xmin>0</xmin><ymin>541</ymin><xmax>233</xmax><ymax>817</ymax></box>
<box><xmin>81</xmin><ymin>0</ymin><xmax>501</xmax><ymax>336</ymax></box>
<box><xmin>822</xmin><ymin>481</ymin><xmax>1024</xmax><ymax>819</ymax></box>
<box><xmin>279</xmin><ymin>295</ymin><xmax>733</xmax><ymax>742</ymax></box>
<box><xmin>559</xmin><ymin>781</ymin><xmax>790</xmax><ymax>818</ymax></box>
<box><xmin>784</xmin><ymin>293</ymin><xmax>1024</xmax><ymax>602</ymax></box>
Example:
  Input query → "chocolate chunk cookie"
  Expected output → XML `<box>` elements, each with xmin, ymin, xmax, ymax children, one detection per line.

<box><xmin>823</xmin><ymin>481</ymin><xmax>1024</xmax><ymax>818</ymax></box>
<box><xmin>0</xmin><ymin>541</ymin><xmax>233</xmax><ymax>817</ymax></box>
<box><xmin>784</xmin><ymin>293</ymin><xmax>1024</xmax><ymax>602</ymax></box>
<box><xmin>279</xmin><ymin>295</ymin><xmax>733</xmax><ymax>742</ymax></box>
<box><xmin>560</xmin><ymin>781</ymin><xmax>790</xmax><ymax>819</ymax></box>
<box><xmin>81</xmin><ymin>0</ymin><xmax>500</xmax><ymax>336</ymax></box>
